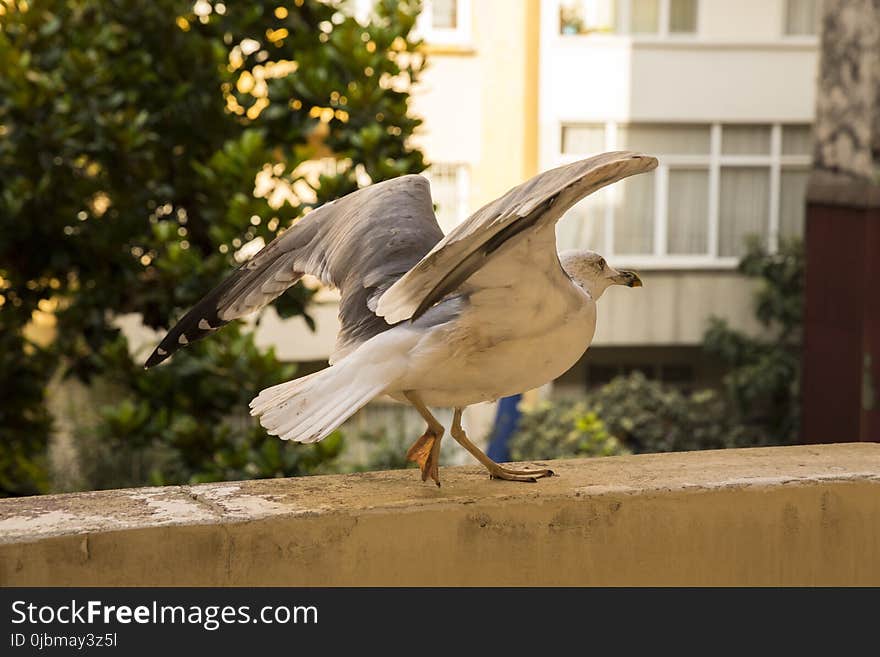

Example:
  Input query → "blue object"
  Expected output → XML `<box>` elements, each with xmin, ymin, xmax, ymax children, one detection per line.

<box><xmin>486</xmin><ymin>394</ymin><xmax>522</xmax><ymax>462</ymax></box>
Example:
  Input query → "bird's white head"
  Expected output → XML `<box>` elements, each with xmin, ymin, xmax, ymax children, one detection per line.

<box><xmin>558</xmin><ymin>249</ymin><xmax>643</xmax><ymax>300</ymax></box>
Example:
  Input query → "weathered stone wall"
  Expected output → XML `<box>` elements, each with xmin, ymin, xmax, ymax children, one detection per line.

<box><xmin>814</xmin><ymin>0</ymin><xmax>880</xmax><ymax>179</ymax></box>
<box><xmin>2</xmin><ymin>444</ymin><xmax>879</xmax><ymax>586</ymax></box>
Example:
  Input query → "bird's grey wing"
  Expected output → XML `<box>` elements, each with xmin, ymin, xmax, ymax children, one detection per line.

<box><xmin>144</xmin><ymin>174</ymin><xmax>442</xmax><ymax>368</ymax></box>
<box><xmin>375</xmin><ymin>151</ymin><xmax>658</xmax><ymax>323</ymax></box>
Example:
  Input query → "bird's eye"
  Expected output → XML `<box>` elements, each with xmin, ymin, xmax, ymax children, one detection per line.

<box><xmin>598</xmin><ymin>258</ymin><xmax>606</xmax><ymax>269</ymax></box>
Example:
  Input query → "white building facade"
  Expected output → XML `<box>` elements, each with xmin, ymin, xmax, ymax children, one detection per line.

<box><xmin>539</xmin><ymin>0</ymin><xmax>819</xmax><ymax>389</ymax></box>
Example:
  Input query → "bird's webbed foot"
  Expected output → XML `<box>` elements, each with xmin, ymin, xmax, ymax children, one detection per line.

<box><xmin>486</xmin><ymin>463</ymin><xmax>555</xmax><ymax>483</ymax></box>
<box><xmin>406</xmin><ymin>427</ymin><xmax>443</xmax><ymax>487</ymax></box>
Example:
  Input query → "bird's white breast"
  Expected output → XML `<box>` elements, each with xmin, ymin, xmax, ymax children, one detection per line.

<box><xmin>392</xmin><ymin>225</ymin><xmax>598</xmax><ymax>408</ymax></box>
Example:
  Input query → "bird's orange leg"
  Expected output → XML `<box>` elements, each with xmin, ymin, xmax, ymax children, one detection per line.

<box><xmin>450</xmin><ymin>408</ymin><xmax>554</xmax><ymax>483</ymax></box>
<box><xmin>404</xmin><ymin>392</ymin><xmax>445</xmax><ymax>486</ymax></box>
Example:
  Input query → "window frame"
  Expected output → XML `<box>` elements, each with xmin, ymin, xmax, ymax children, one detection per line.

<box><xmin>423</xmin><ymin>162</ymin><xmax>471</xmax><ymax>234</ymax></box>
<box><xmin>416</xmin><ymin>0</ymin><xmax>473</xmax><ymax>47</ymax></box>
<box><xmin>556</xmin><ymin>121</ymin><xmax>812</xmax><ymax>268</ymax></box>
<box><xmin>782</xmin><ymin>0</ymin><xmax>822</xmax><ymax>38</ymax></box>
<box><xmin>558</xmin><ymin>0</ymin><xmax>699</xmax><ymax>39</ymax></box>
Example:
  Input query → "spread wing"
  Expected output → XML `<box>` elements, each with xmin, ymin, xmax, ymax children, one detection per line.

<box><xmin>375</xmin><ymin>151</ymin><xmax>658</xmax><ymax>324</ymax></box>
<box><xmin>144</xmin><ymin>175</ymin><xmax>443</xmax><ymax>368</ymax></box>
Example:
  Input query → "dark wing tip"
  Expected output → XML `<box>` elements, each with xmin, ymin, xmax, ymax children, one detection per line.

<box><xmin>144</xmin><ymin>346</ymin><xmax>169</xmax><ymax>369</ymax></box>
<box><xmin>143</xmin><ymin>309</ymin><xmax>227</xmax><ymax>369</ymax></box>
<box><xmin>143</xmin><ymin>332</ymin><xmax>183</xmax><ymax>369</ymax></box>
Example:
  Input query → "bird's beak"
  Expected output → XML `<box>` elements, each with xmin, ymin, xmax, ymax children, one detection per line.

<box><xmin>610</xmin><ymin>269</ymin><xmax>643</xmax><ymax>288</ymax></box>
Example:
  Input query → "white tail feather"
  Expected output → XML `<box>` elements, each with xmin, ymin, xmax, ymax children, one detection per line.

<box><xmin>249</xmin><ymin>374</ymin><xmax>315</xmax><ymax>416</ymax></box>
<box><xmin>250</xmin><ymin>360</ymin><xmax>389</xmax><ymax>444</ymax></box>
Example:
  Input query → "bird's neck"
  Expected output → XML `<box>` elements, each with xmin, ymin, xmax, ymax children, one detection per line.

<box><xmin>569</xmin><ymin>275</ymin><xmax>609</xmax><ymax>301</ymax></box>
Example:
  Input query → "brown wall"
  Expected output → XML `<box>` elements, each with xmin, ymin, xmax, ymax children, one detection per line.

<box><xmin>803</xmin><ymin>195</ymin><xmax>880</xmax><ymax>443</ymax></box>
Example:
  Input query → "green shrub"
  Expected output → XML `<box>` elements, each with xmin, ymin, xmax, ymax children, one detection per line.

<box><xmin>510</xmin><ymin>372</ymin><xmax>769</xmax><ymax>461</ymax></box>
<box><xmin>510</xmin><ymin>399</ymin><xmax>628</xmax><ymax>461</ymax></box>
<box><xmin>703</xmin><ymin>237</ymin><xmax>803</xmax><ymax>443</ymax></box>
<box><xmin>585</xmin><ymin>372</ymin><xmax>764</xmax><ymax>453</ymax></box>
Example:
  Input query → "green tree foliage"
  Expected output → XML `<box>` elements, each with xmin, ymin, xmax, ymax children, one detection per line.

<box><xmin>0</xmin><ymin>0</ymin><xmax>426</xmax><ymax>493</ymax></box>
<box><xmin>703</xmin><ymin>237</ymin><xmax>804</xmax><ymax>443</ymax></box>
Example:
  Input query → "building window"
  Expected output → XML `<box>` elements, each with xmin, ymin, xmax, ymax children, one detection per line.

<box><xmin>668</xmin><ymin>0</ymin><xmax>698</xmax><ymax>33</ymax></box>
<box><xmin>425</xmin><ymin>163</ymin><xmax>470</xmax><ymax>234</ymax></box>
<box><xmin>718</xmin><ymin>167</ymin><xmax>770</xmax><ymax>257</ymax></box>
<box><xmin>559</xmin><ymin>0</ymin><xmax>697</xmax><ymax>37</ymax></box>
<box><xmin>431</xmin><ymin>0</ymin><xmax>458</xmax><ymax>29</ymax></box>
<box><xmin>631</xmin><ymin>0</ymin><xmax>660</xmax><ymax>34</ymax></box>
<box><xmin>560</xmin><ymin>0</ymin><xmax>617</xmax><ymax>35</ymax></box>
<box><xmin>418</xmin><ymin>0</ymin><xmax>472</xmax><ymax>46</ymax></box>
<box><xmin>557</xmin><ymin>122</ymin><xmax>812</xmax><ymax>264</ymax></box>
<box><xmin>784</xmin><ymin>0</ymin><xmax>821</xmax><ymax>36</ymax></box>
<box><xmin>667</xmin><ymin>168</ymin><xmax>709</xmax><ymax>254</ymax></box>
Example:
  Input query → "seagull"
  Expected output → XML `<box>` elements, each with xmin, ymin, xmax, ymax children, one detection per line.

<box><xmin>145</xmin><ymin>151</ymin><xmax>657</xmax><ymax>485</ymax></box>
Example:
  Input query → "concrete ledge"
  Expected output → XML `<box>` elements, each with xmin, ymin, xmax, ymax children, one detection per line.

<box><xmin>2</xmin><ymin>444</ymin><xmax>879</xmax><ymax>585</ymax></box>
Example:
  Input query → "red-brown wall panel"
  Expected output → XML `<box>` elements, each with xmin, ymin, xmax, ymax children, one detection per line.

<box><xmin>802</xmin><ymin>202</ymin><xmax>875</xmax><ymax>443</ymax></box>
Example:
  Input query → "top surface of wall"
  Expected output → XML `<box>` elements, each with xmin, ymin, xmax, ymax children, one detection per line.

<box><xmin>2</xmin><ymin>444</ymin><xmax>879</xmax><ymax>586</ymax></box>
